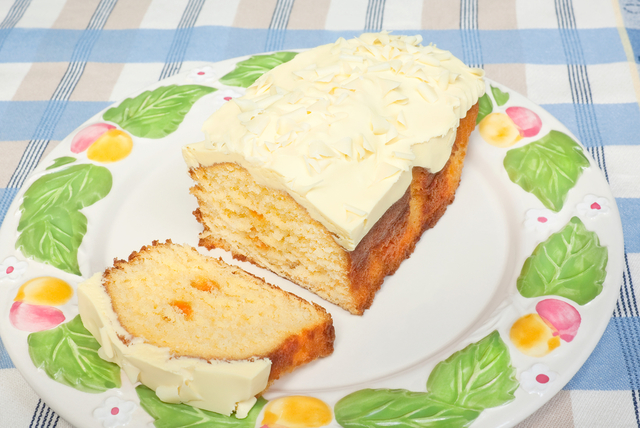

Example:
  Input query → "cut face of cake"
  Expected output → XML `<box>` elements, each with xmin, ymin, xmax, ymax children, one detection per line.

<box><xmin>183</xmin><ymin>32</ymin><xmax>484</xmax><ymax>315</ymax></box>
<box><xmin>77</xmin><ymin>241</ymin><xmax>334</xmax><ymax>417</ymax></box>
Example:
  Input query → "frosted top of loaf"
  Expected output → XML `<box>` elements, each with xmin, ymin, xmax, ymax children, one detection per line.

<box><xmin>77</xmin><ymin>273</ymin><xmax>270</xmax><ymax>417</ymax></box>
<box><xmin>185</xmin><ymin>32</ymin><xmax>485</xmax><ymax>251</ymax></box>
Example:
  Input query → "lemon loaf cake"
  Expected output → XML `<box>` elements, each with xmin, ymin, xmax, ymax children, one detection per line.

<box><xmin>183</xmin><ymin>32</ymin><xmax>484</xmax><ymax>315</ymax></box>
<box><xmin>77</xmin><ymin>240</ymin><xmax>334</xmax><ymax>417</ymax></box>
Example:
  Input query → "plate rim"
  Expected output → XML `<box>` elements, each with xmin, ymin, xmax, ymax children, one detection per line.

<box><xmin>0</xmin><ymin>52</ymin><xmax>626</xmax><ymax>428</ymax></box>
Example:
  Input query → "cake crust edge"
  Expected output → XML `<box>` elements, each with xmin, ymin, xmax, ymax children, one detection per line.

<box><xmin>192</xmin><ymin>102</ymin><xmax>479</xmax><ymax>315</ymax></box>
<box><xmin>102</xmin><ymin>239</ymin><xmax>335</xmax><ymax>385</ymax></box>
<box><xmin>348</xmin><ymin>102</ymin><xmax>479</xmax><ymax>313</ymax></box>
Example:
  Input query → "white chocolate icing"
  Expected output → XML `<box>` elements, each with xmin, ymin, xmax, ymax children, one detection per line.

<box><xmin>183</xmin><ymin>32</ymin><xmax>485</xmax><ymax>251</ymax></box>
<box><xmin>77</xmin><ymin>273</ymin><xmax>270</xmax><ymax>417</ymax></box>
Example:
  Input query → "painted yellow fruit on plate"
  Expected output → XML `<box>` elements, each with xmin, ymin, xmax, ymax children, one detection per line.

<box><xmin>262</xmin><ymin>396</ymin><xmax>332</xmax><ymax>428</ymax></box>
<box><xmin>14</xmin><ymin>276</ymin><xmax>73</xmax><ymax>306</ymax></box>
<box><xmin>87</xmin><ymin>129</ymin><xmax>133</xmax><ymax>163</ymax></box>
<box><xmin>479</xmin><ymin>112</ymin><xmax>522</xmax><ymax>148</ymax></box>
<box><xmin>510</xmin><ymin>313</ymin><xmax>560</xmax><ymax>357</ymax></box>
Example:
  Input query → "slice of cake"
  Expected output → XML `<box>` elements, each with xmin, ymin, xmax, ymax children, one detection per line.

<box><xmin>183</xmin><ymin>32</ymin><xmax>484</xmax><ymax>315</ymax></box>
<box><xmin>77</xmin><ymin>240</ymin><xmax>334</xmax><ymax>417</ymax></box>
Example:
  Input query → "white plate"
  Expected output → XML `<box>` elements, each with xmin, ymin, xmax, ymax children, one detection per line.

<box><xmin>0</xmin><ymin>53</ymin><xmax>624</xmax><ymax>428</ymax></box>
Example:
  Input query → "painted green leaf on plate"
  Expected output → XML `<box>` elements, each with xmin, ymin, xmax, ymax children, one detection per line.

<box><xmin>335</xmin><ymin>389</ymin><xmax>480</xmax><ymax>428</ymax></box>
<box><xmin>103</xmin><ymin>84</ymin><xmax>216</xmax><ymax>139</ymax></box>
<box><xmin>517</xmin><ymin>216</ymin><xmax>607</xmax><ymax>305</ymax></box>
<box><xmin>28</xmin><ymin>315</ymin><xmax>121</xmax><ymax>393</ymax></box>
<box><xmin>16</xmin><ymin>164</ymin><xmax>112</xmax><ymax>276</ymax></box>
<box><xmin>476</xmin><ymin>93</ymin><xmax>493</xmax><ymax>124</ymax></box>
<box><xmin>137</xmin><ymin>385</ymin><xmax>266</xmax><ymax>428</ymax></box>
<box><xmin>503</xmin><ymin>130</ymin><xmax>590</xmax><ymax>211</ymax></box>
<box><xmin>47</xmin><ymin>156</ymin><xmax>76</xmax><ymax>170</ymax></box>
<box><xmin>17</xmin><ymin>207</ymin><xmax>87</xmax><ymax>275</ymax></box>
<box><xmin>335</xmin><ymin>331</ymin><xmax>517</xmax><ymax>428</ymax></box>
<box><xmin>491</xmin><ymin>85</ymin><xmax>510</xmax><ymax>106</ymax></box>
<box><xmin>219</xmin><ymin>51</ymin><xmax>299</xmax><ymax>88</ymax></box>
<box><xmin>427</xmin><ymin>331</ymin><xmax>518</xmax><ymax>410</ymax></box>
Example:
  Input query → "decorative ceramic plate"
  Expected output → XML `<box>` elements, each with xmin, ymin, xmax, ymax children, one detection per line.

<box><xmin>0</xmin><ymin>51</ymin><xmax>624</xmax><ymax>428</ymax></box>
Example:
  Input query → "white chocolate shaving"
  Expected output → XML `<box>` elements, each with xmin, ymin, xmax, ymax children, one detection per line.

<box><xmin>368</xmin><ymin>62</ymin><xmax>391</xmax><ymax>72</ymax></box>
<box><xmin>393</xmin><ymin>151</ymin><xmax>415</xmax><ymax>160</ymax></box>
<box><xmin>397</xmin><ymin>110</ymin><xmax>407</xmax><ymax>128</ymax></box>
<box><xmin>417</xmin><ymin>82</ymin><xmax>438</xmax><ymax>103</ymax></box>
<box><xmin>234</xmin><ymin>98</ymin><xmax>258</xmax><ymax>112</ymax></box>
<box><xmin>419</xmin><ymin>54</ymin><xmax>441</xmax><ymax>66</ymax></box>
<box><xmin>371</xmin><ymin>115</ymin><xmax>390</xmax><ymax>135</ymax></box>
<box><xmin>373</xmin><ymin>162</ymin><xmax>401</xmax><ymax>184</ymax></box>
<box><xmin>333</xmin><ymin>137</ymin><xmax>353</xmax><ymax>158</ymax></box>
<box><xmin>344</xmin><ymin>203</ymin><xmax>367</xmax><ymax>217</ymax></box>
<box><xmin>308</xmin><ymin>140</ymin><xmax>335</xmax><ymax>159</ymax></box>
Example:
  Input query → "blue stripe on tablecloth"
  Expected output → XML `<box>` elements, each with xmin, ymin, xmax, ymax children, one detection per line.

<box><xmin>0</xmin><ymin>101</ymin><xmax>111</xmax><ymax>141</ymax></box>
<box><xmin>625</xmin><ymin>29</ymin><xmax>640</xmax><ymax>63</ymax></box>
<box><xmin>0</xmin><ymin>0</ymin><xmax>30</xmax><ymax>51</ymax></box>
<box><xmin>0</xmin><ymin>0</ymin><xmax>118</xmax><ymax>230</ymax></box>
<box><xmin>554</xmin><ymin>0</ymin><xmax>608</xmax><ymax>177</ymax></box>
<box><xmin>364</xmin><ymin>0</ymin><xmax>386</xmax><ymax>32</ymax></box>
<box><xmin>0</xmin><ymin>28</ymin><xmax>627</xmax><ymax>65</ymax></box>
<box><xmin>5</xmin><ymin>0</ymin><xmax>118</xmax><ymax>194</ymax></box>
<box><xmin>460</xmin><ymin>0</ymin><xmax>483</xmax><ymax>69</ymax></box>
<box><xmin>618</xmin><ymin>199</ymin><xmax>640</xmax><ymax>253</ymax></box>
<box><xmin>624</xmin><ymin>252</ymin><xmax>638</xmax><ymax>318</ymax></box>
<box><xmin>0</xmin><ymin>337</ymin><xmax>15</xmax><ymax>369</ymax></box>
<box><xmin>586</xmin><ymin>145</ymin><xmax>610</xmax><ymax>183</ymax></box>
<box><xmin>564</xmin><ymin>316</ymin><xmax>632</xmax><ymax>390</ymax></box>
<box><xmin>615</xmin><ymin>253</ymin><xmax>639</xmax><ymax>319</ymax></box>
<box><xmin>0</xmin><ymin>0</ymin><xmax>30</xmax><ymax>29</ymax></box>
<box><xmin>611</xmin><ymin>252</ymin><xmax>640</xmax><ymax>420</ymax></box>
<box><xmin>611</xmin><ymin>246</ymin><xmax>640</xmax><ymax>422</ymax></box>
<box><xmin>30</xmin><ymin>399</ymin><xmax>60</xmax><ymax>428</ymax></box>
<box><xmin>612</xmin><ymin>313</ymin><xmax>640</xmax><ymax>425</ymax></box>
<box><xmin>159</xmin><ymin>0</ymin><xmax>206</xmax><ymax>80</ymax></box>
<box><xmin>540</xmin><ymin>103</ymin><xmax>640</xmax><ymax>147</ymax></box>
<box><xmin>265</xmin><ymin>0</ymin><xmax>295</xmax><ymax>52</ymax></box>
<box><xmin>0</xmin><ymin>187</ymin><xmax>19</xmax><ymax>227</ymax></box>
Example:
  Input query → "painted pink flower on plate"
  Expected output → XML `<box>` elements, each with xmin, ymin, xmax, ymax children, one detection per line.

<box><xmin>211</xmin><ymin>88</ymin><xmax>245</xmax><ymax>111</ymax></box>
<box><xmin>93</xmin><ymin>396</ymin><xmax>136</xmax><ymax>428</ymax></box>
<box><xmin>70</xmin><ymin>123</ymin><xmax>116</xmax><ymax>154</ymax></box>
<box><xmin>510</xmin><ymin>298</ymin><xmax>581</xmax><ymax>357</ymax></box>
<box><xmin>536</xmin><ymin>298</ymin><xmax>581</xmax><ymax>342</ymax></box>
<box><xmin>577</xmin><ymin>195</ymin><xmax>610</xmax><ymax>218</ymax></box>
<box><xmin>187</xmin><ymin>65</ymin><xmax>217</xmax><ymax>83</ymax></box>
<box><xmin>520</xmin><ymin>363</ymin><xmax>558</xmax><ymax>394</ymax></box>
<box><xmin>506</xmin><ymin>106</ymin><xmax>542</xmax><ymax>138</ymax></box>
<box><xmin>0</xmin><ymin>256</ymin><xmax>28</xmax><ymax>280</ymax></box>
<box><xmin>524</xmin><ymin>208</ymin><xmax>559</xmax><ymax>232</ymax></box>
<box><xmin>9</xmin><ymin>301</ymin><xmax>65</xmax><ymax>332</ymax></box>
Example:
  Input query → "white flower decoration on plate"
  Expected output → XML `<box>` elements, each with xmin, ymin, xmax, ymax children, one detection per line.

<box><xmin>520</xmin><ymin>363</ymin><xmax>558</xmax><ymax>394</ymax></box>
<box><xmin>577</xmin><ymin>194</ymin><xmax>610</xmax><ymax>218</ymax></box>
<box><xmin>524</xmin><ymin>208</ymin><xmax>559</xmax><ymax>232</ymax></box>
<box><xmin>187</xmin><ymin>65</ymin><xmax>217</xmax><ymax>83</ymax></box>
<box><xmin>93</xmin><ymin>396</ymin><xmax>136</xmax><ymax>428</ymax></box>
<box><xmin>0</xmin><ymin>256</ymin><xmax>28</xmax><ymax>280</ymax></box>
<box><xmin>210</xmin><ymin>88</ymin><xmax>245</xmax><ymax>112</ymax></box>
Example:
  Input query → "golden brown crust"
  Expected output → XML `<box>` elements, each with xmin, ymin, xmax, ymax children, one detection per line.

<box><xmin>191</xmin><ymin>103</ymin><xmax>479</xmax><ymax>315</ymax></box>
<box><xmin>347</xmin><ymin>103</ymin><xmax>479</xmax><ymax>313</ymax></box>
<box><xmin>265</xmin><ymin>320</ymin><xmax>335</xmax><ymax>385</ymax></box>
<box><xmin>102</xmin><ymin>239</ymin><xmax>334</xmax><ymax>386</ymax></box>
<box><xmin>103</xmin><ymin>239</ymin><xmax>168</xmax><ymax>288</ymax></box>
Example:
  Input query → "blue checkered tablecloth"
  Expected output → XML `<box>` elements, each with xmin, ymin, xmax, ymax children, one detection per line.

<box><xmin>1</xmin><ymin>0</ymin><xmax>639</xmax><ymax>426</ymax></box>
